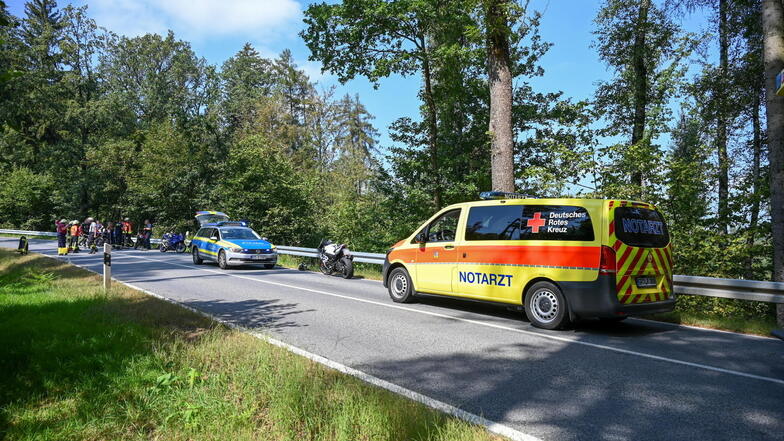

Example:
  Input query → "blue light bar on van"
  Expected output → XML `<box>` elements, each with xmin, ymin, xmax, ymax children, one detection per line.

<box><xmin>479</xmin><ymin>191</ymin><xmax>536</xmax><ymax>200</ymax></box>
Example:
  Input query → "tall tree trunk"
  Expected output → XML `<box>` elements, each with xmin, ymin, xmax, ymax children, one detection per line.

<box><xmin>745</xmin><ymin>93</ymin><xmax>763</xmax><ymax>280</ymax></box>
<box><xmin>717</xmin><ymin>0</ymin><xmax>730</xmax><ymax>235</ymax></box>
<box><xmin>487</xmin><ymin>0</ymin><xmax>515</xmax><ymax>193</ymax></box>
<box><xmin>421</xmin><ymin>47</ymin><xmax>441</xmax><ymax>208</ymax></box>
<box><xmin>762</xmin><ymin>0</ymin><xmax>784</xmax><ymax>326</ymax></box>
<box><xmin>630</xmin><ymin>0</ymin><xmax>650</xmax><ymax>194</ymax></box>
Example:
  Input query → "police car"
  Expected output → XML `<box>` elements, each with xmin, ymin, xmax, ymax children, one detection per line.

<box><xmin>191</xmin><ymin>211</ymin><xmax>277</xmax><ymax>269</ymax></box>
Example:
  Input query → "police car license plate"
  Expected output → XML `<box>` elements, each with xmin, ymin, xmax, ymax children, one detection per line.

<box><xmin>635</xmin><ymin>276</ymin><xmax>657</xmax><ymax>288</ymax></box>
<box><xmin>250</xmin><ymin>255</ymin><xmax>265</xmax><ymax>260</ymax></box>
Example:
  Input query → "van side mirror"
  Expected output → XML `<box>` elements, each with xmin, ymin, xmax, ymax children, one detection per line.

<box><xmin>415</xmin><ymin>232</ymin><xmax>427</xmax><ymax>244</ymax></box>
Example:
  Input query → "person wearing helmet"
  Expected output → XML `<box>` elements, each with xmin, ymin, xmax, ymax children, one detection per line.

<box><xmin>121</xmin><ymin>217</ymin><xmax>133</xmax><ymax>247</ymax></box>
<box><xmin>87</xmin><ymin>217</ymin><xmax>99</xmax><ymax>254</ymax></box>
<box><xmin>113</xmin><ymin>220</ymin><xmax>124</xmax><ymax>250</ymax></box>
<box><xmin>55</xmin><ymin>218</ymin><xmax>68</xmax><ymax>255</ymax></box>
<box><xmin>68</xmin><ymin>220</ymin><xmax>81</xmax><ymax>253</ymax></box>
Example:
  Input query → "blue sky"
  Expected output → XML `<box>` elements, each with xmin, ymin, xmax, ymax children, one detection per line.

<box><xmin>7</xmin><ymin>0</ymin><xmax>711</xmax><ymax>152</ymax></box>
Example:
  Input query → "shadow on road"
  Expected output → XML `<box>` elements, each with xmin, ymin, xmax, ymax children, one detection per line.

<box><xmin>184</xmin><ymin>298</ymin><xmax>315</xmax><ymax>330</ymax></box>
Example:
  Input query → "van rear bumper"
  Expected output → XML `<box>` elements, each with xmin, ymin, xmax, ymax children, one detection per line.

<box><xmin>560</xmin><ymin>275</ymin><xmax>675</xmax><ymax>318</ymax></box>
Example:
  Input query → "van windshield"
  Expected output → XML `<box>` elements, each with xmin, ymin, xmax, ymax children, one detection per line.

<box><xmin>614</xmin><ymin>207</ymin><xmax>669</xmax><ymax>248</ymax></box>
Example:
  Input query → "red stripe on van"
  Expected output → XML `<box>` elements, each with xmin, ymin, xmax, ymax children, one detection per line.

<box><xmin>452</xmin><ymin>245</ymin><xmax>600</xmax><ymax>269</ymax></box>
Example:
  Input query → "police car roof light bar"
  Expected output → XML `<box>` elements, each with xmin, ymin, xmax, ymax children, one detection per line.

<box><xmin>479</xmin><ymin>191</ymin><xmax>536</xmax><ymax>200</ymax></box>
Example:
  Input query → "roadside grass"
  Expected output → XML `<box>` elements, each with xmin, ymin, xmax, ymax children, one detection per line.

<box><xmin>0</xmin><ymin>233</ymin><xmax>57</xmax><ymax>241</ymax></box>
<box><xmin>644</xmin><ymin>311</ymin><xmax>777</xmax><ymax>336</ymax></box>
<box><xmin>0</xmin><ymin>249</ymin><xmax>500</xmax><ymax>441</ymax></box>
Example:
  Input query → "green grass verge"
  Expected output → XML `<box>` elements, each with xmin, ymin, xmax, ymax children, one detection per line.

<box><xmin>643</xmin><ymin>311</ymin><xmax>777</xmax><ymax>336</ymax></box>
<box><xmin>276</xmin><ymin>253</ymin><xmax>777</xmax><ymax>336</ymax></box>
<box><xmin>0</xmin><ymin>233</ymin><xmax>57</xmax><ymax>240</ymax></box>
<box><xmin>0</xmin><ymin>249</ymin><xmax>500</xmax><ymax>441</ymax></box>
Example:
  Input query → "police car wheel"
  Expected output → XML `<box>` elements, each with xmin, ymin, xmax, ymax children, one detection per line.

<box><xmin>218</xmin><ymin>250</ymin><xmax>228</xmax><ymax>269</ymax></box>
<box><xmin>192</xmin><ymin>247</ymin><xmax>203</xmax><ymax>265</ymax></box>
<box><xmin>388</xmin><ymin>268</ymin><xmax>415</xmax><ymax>303</ymax></box>
<box><xmin>525</xmin><ymin>281</ymin><xmax>570</xmax><ymax>330</ymax></box>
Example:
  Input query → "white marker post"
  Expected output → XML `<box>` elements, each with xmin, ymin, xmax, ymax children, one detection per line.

<box><xmin>103</xmin><ymin>242</ymin><xmax>111</xmax><ymax>292</ymax></box>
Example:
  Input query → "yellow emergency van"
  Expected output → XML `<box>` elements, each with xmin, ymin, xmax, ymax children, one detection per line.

<box><xmin>382</xmin><ymin>192</ymin><xmax>675</xmax><ymax>329</ymax></box>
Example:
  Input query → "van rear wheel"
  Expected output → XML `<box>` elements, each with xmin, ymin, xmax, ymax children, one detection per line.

<box><xmin>525</xmin><ymin>281</ymin><xmax>570</xmax><ymax>330</ymax></box>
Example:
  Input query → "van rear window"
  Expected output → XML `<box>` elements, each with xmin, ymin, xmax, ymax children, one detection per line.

<box><xmin>465</xmin><ymin>205</ymin><xmax>594</xmax><ymax>241</ymax></box>
<box><xmin>614</xmin><ymin>207</ymin><xmax>669</xmax><ymax>248</ymax></box>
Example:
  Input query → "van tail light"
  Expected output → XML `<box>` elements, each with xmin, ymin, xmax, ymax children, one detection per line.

<box><xmin>599</xmin><ymin>245</ymin><xmax>616</xmax><ymax>275</ymax></box>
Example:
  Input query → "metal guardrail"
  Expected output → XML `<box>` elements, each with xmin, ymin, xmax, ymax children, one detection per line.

<box><xmin>673</xmin><ymin>275</ymin><xmax>784</xmax><ymax>303</ymax></box>
<box><xmin>276</xmin><ymin>246</ymin><xmax>385</xmax><ymax>265</ymax></box>
<box><xmin>0</xmin><ymin>228</ymin><xmax>161</xmax><ymax>244</ymax></box>
<box><xmin>3</xmin><ymin>229</ymin><xmax>783</xmax><ymax>303</ymax></box>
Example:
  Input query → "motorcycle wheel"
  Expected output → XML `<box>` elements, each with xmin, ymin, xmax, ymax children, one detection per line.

<box><xmin>340</xmin><ymin>257</ymin><xmax>354</xmax><ymax>279</ymax></box>
<box><xmin>159</xmin><ymin>243</ymin><xmax>166</xmax><ymax>252</ymax></box>
<box><xmin>320</xmin><ymin>260</ymin><xmax>332</xmax><ymax>275</ymax></box>
<box><xmin>175</xmin><ymin>243</ymin><xmax>186</xmax><ymax>253</ymax></box>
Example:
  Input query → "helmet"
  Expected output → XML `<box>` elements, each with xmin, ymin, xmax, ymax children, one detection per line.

<box><xmin>124</xmin><ymin>217</ymin><xmax>129</xmax><ymax>222</ymax></box>
<box><xmin>86</xmin><ymin>217</ymin><xmax>94</xmax><ymax>223</ymax></box>
<box><xmin>60</xmin><ymin>218</ymin><xmax>67</xmax><ymax>224</ymax></box>
<box><xmin>72</xmin><ymin>220</ymin><xmax>78</xmax><ymax>225</ymax></box>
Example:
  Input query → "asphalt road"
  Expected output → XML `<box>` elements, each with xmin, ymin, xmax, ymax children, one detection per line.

<box><xmin>3</xmin><ymin>238</ymin><xmax>784</xmax><ymax>441</ymax></box>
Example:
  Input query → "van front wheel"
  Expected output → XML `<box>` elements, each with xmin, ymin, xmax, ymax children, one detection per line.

<box><xmin>388</xmin><ymin>268</ymin><xmax>415</xmax><ymax>303</ymax></box>
<box><xmin>525</xmin><ymin>281</ymin><xmax>570</xmax><ymax>330</ymax></box>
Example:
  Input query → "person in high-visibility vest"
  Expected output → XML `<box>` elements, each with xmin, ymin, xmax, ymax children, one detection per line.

<box><xmin>68</xmin><ymin>221</ymin><xmax>81</xmax><ymax>253</ymax></box>
<box><xmin>55</xmin><ymin>218</ymin><xmax>68</xmax><ymax>255</ymax></box>
<box><xmin>121</xmin><ymin>218</ymin><xmax>133</xmax><ymax>247</ymax></box>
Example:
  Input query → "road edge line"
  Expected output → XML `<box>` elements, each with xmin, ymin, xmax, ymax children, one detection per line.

<box><xmin>26</xmin><ymin>250</ymin><xmax>542</xmax><ymax>441</ymax></box>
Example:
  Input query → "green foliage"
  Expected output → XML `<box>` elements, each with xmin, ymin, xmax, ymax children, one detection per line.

<box><xmin>0</xmin><ymin>167</ymin><xmax>58</xmax><ymax>229</ymax></box>
<box><xmin>217</xmin><ymin>132</ymin><xmax>316</xmax><ymax>245</ymax></box>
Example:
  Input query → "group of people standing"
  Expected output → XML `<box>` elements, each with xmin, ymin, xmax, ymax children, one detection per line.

<box><xmin>55</xmin><ymin>217</ymin><xmax>153</xmax><ymax>255</ymax></box>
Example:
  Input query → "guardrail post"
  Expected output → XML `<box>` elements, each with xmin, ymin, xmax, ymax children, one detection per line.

<box><xmin>103</xmin><ymin>243</ymin><xmax>111</xmax><ymax>292</ymax></box>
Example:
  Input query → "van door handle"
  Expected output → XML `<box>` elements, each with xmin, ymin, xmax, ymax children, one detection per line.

<box><xmin>444</xmin><ymin>245</ymin><xmax>455</xmax><ymax>250</ymax></box>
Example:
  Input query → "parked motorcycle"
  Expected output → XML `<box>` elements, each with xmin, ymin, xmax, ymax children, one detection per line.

<box><xmin>317</xmin><ymin>239</ymin><xmax>354</xmax><ymax>279</ymax></box>
<box><xmin>133</xmin><ymin>232</ymin><xmax>148</xmax><ymax>250</ymax></box>
<box><xmin>159</xmin><ymin>232</ymin><xmax>186</xmax><ymax>253</ymax></box>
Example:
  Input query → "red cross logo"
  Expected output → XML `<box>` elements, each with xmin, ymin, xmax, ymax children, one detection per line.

<box><xmin>527</xmin><ymin>212</ymin><xmax>546</xmax><ymax>233</ymax></box>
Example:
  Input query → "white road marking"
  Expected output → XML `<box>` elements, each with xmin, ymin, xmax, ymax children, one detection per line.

<box><xmin>90</xmin><ymin>250</ymin><xmax>784</xmax><ymax>387</ymax></box>
<box><xmin>21</xmin><ymin>248</ymin><xmax>541</xmax><ymax>441</ymax></box>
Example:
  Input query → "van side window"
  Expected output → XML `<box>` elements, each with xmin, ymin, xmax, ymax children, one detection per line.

<box><xmin>426</xmin><ymin>209</ymin><xmax>460</xmax><ymax>242</ymax></box>
<box><xmin>521</xmin><ymin>205</ymin><xmax>594</xmax><ymax>241</ymax></box>
<box><xmin>466</xmin><ymin>206</ymin><xmax>522</xmax><ymax>240</ymax></box>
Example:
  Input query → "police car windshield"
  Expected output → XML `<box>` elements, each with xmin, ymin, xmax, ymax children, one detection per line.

<box><xmin>220</xmin><ymin>228</ymin><xmax>260</xmax><ymax>240</ymax></box>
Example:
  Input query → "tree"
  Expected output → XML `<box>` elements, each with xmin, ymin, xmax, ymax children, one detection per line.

<box><xmin>761</xmin><ymin>0</ymin><xmax>784</xmax><ymax>325</ymax></box>
<box><xmin>593</xmin><ymin>0</ymin><xmax>688</xmax><ymax>200</ymax></box>
<box><xmin>99</xmin><ymin>31</ymin><xmax>215</xmax><ymax>127</ymax></box>
<box><xmin>220</xmin><ymin>43</ymin><xmax>276</xmax><ymax>138</ymax></box>
<box><xmin>302</xmin><ymin>0</ymin><xmax>462</xmax><ymax>208</ymax></box>
<box><xmin>485</xmin><ymin>0</ymin><xmax>515</xmax><ymax>192</ymax></box>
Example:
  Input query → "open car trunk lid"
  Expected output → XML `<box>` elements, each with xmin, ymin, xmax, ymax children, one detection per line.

<box><xmin>608</xmin><ymin>201</ymin><xmax>673</xmax><ymax>304</ymax></box>
<box><xmin>195</xmin><ymin>211</ymin><xmax>229</xmax><ymax>227</ymax></box>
